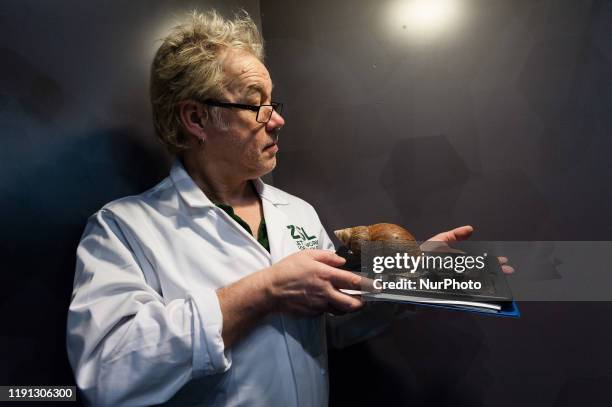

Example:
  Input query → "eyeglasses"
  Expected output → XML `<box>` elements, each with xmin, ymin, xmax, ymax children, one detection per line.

<box><xmin>196</xmin><ymin>98</ymin><xmax>283</xmax><ymax>124</ymax></box>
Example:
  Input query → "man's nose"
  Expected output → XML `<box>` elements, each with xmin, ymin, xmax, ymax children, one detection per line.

<box><xmin>266</xmin><ymin>109</ymin><xmax>285</xmax><ymax>131</ymax></box>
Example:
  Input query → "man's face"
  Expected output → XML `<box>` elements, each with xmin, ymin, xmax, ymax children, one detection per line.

<box><xmin>202</xmin><ymin>50</ymin><xmax>285</xmax><ymax>179</ymax></box>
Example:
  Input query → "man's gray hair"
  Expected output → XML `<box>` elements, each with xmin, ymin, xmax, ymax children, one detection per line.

<box><xmin>150</xmin><ymin>9</ymin><xmax>264</xmax><ymax>153</ymax></box>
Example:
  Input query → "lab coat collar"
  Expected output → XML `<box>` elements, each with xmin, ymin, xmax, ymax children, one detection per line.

<box><xmin>170</xmin><ymin>160</ymin><xmax>215</xmax><ymax>208</ymax></box>
<box><xmin>170</xmin><ymin>160</ymin><xmax>289</xmax><ymax>208</ymax></box>
<box><xmin>252</xmin><ymin>178</ymin><xmax>289</xmax><ymax>206</ymax></box>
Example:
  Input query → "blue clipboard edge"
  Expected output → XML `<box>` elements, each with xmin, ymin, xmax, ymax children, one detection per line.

<box><xmin>368</xmin><ymin>298</ymin><xmax>521</xmax><ymax>318</ymax></box>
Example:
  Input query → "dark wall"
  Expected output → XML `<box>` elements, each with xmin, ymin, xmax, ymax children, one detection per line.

<box><xmin>261</xmin><ymin>0</ymin><xmax>612</xmax><ymax>406</ymax></box>
<box><xmin>0</xmin><ymin>0</ymin><xmax>260</xmax><ymax>398</ymax></box>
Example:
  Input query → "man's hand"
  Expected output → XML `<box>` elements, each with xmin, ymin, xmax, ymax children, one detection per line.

<box><xmin>427</xmin><ymin>225</ymin><xmax>475</xmax><ymax>242</ymax></box>
<box><xmin>217</xmin><ymin>250</ymin><xmax>363</xmax><ymax>349</ymax></box>
<box><xmin>423</xmin><ymin>225</ymin><xmax>514</xmax><ymax>274</ymax></box>
<box><xmin>263</xmin><ymin>250</ymin><xmax>364</xmax><ymax>317</ymax></box>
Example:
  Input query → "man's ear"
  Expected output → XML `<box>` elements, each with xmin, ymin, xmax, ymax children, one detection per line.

<box><xmin>179</xmin><ymin>100</ymin><xmax>208</xmax><ymax>142</ymax></box>
<box><xmin>190</xmin><ymin>112</ymin><xmax>203</xmax><ymax>127</ymax></box>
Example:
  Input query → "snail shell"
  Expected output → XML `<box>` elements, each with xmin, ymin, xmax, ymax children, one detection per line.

<box><xmin>334</xmin><ymin>223</ymin><xmax>417</xmax><ymax>254</ymax></box>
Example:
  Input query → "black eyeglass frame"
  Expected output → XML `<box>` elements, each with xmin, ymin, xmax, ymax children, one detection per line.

<box><xmin>195</xmin><ymin>98</ymin><xmax>283</xmax><ymax>124</ymax></box>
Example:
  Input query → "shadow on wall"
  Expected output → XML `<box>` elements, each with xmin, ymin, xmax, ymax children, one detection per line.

<box><xmin>0</xmin><ymin>48</ymin><xmax>64</xmax><ymax>123</ymax></box>
<box><xmin>0</xmin><ymin>47</ymin><xmax>170</xmax><ymax>387</ymax></box>
<box><xmin>276</xmin><ymin>132</ymin><xmax>554</xmax><ymax>241</ymax></box>
<box><xmin>380</xmin><ymin>136</ymin><xmax>555</xmax><ymax>240</ymax></box>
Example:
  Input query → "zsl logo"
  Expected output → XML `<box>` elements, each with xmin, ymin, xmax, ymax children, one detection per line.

<box><xmin>287</xmin><ymin>225</ymin><xmax>319</xmax><ymax>250</ymax></box>
<box><xmin>287</xmin><ymin>225</ymin><xmax>316</xmax><ymax>241</ymax></box>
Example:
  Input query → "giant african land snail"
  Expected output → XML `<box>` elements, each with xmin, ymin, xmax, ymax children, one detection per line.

<box><xmin>334</xmin><ymin>223</ymin><xmax>418</xmax><ymax>255</ymax></box>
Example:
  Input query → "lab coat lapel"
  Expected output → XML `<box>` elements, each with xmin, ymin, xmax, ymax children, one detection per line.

<box><xmin>262</xmin><ymin>199</ymin><xmax>298</xmax><ymax>264</ymax></box>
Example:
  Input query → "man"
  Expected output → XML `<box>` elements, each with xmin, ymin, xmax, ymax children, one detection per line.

<box><xmin>66</xmin><ymin>9</ymin><xmax>487</xmax><ymax>406</ymax></box>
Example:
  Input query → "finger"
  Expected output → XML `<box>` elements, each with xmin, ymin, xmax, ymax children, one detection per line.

<box><xmin>420</xmin><ymin>241</ymin><xmax>448</xmax><ymax>252</ymax></box>
<box><xmin>427</xmin><ymin>225</ymin><xmax>474</xmax><ymax>242</ymax></box>
<box><xmin>339</xmin><ymin>276</ymin><xmax>377</xmax><ymax>293</ymax></box>
<box><xmin>501</xmin><ymin>265</ymin><xmax>515</xmax><ymax>274</ymax></box>
<box><xmin>324</xmin><ymin>266</ymin><xmax>363</xmax><ymax>290</ymax></box>
<box><xmin>497</xmin><ymin>256</ymin><xmax>508</xmax><ymax>265</ymax></box>
<box><xmin>326</xmin><ymin>288</ymin><xmax>364</xmax><ymax>312</ymax></box>
<box><xmin>360</xmin><ymin>276</ymin><xmax>377</xmax><ymax>292</ymax></box>
<box><xmin>306</xmin><ymin>249</ymin><xmax>346</xmax><ymax>266</ymax></box>
<box><xmin>420</xmin><ymin>241</ymin><xmax>465</xmax><ymax>254</ymax></box>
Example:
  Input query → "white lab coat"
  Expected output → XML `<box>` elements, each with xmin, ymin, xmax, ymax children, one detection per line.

<box><xmin>67</xmin><ymin>160</ymin><xmax>399</xmax><ymax>406</ymax></box>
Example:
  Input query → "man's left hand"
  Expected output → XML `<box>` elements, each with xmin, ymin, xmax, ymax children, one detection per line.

<box><xmin>424</xmin><ymin>225</ymin><xmax>514</xmax><ymax>275</ymax></box>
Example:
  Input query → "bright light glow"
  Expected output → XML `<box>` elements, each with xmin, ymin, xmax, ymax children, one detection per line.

<box><xmin>386</xmin><ymin>0</ymin><xmax>462</xmax><ymax>39</ymax></box>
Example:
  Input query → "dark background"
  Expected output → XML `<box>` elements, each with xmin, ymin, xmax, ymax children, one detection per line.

<box><xmin>0</xmin><ymin>0</ymin><xmax>260</xmax><ymax>402</ymax></box>
<box><xmin>2</xmin><ymin>0</ymin><xmax>612</xmax><ymax>405</ymax></box>
<box><xmin>260</xmin><ymin>1</ymin><xmax>612</xmax><ymax>405</ymax></box>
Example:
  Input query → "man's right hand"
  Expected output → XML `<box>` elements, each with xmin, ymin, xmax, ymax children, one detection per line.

<box><xmin>217</xmin><ymin>250</ymin><xmax>364</xmax><ymax>348</ymax></box>
<box><xmin>263</xmin><ymin>250</ymin><xmax>364</xmax><ymax>317</ymax></box>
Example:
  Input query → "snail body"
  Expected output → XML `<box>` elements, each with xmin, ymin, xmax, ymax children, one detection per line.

<box><xmin>334</xmin><ymin>223</ymin><xmax>417</xmax><ymax>254</ymax></box>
